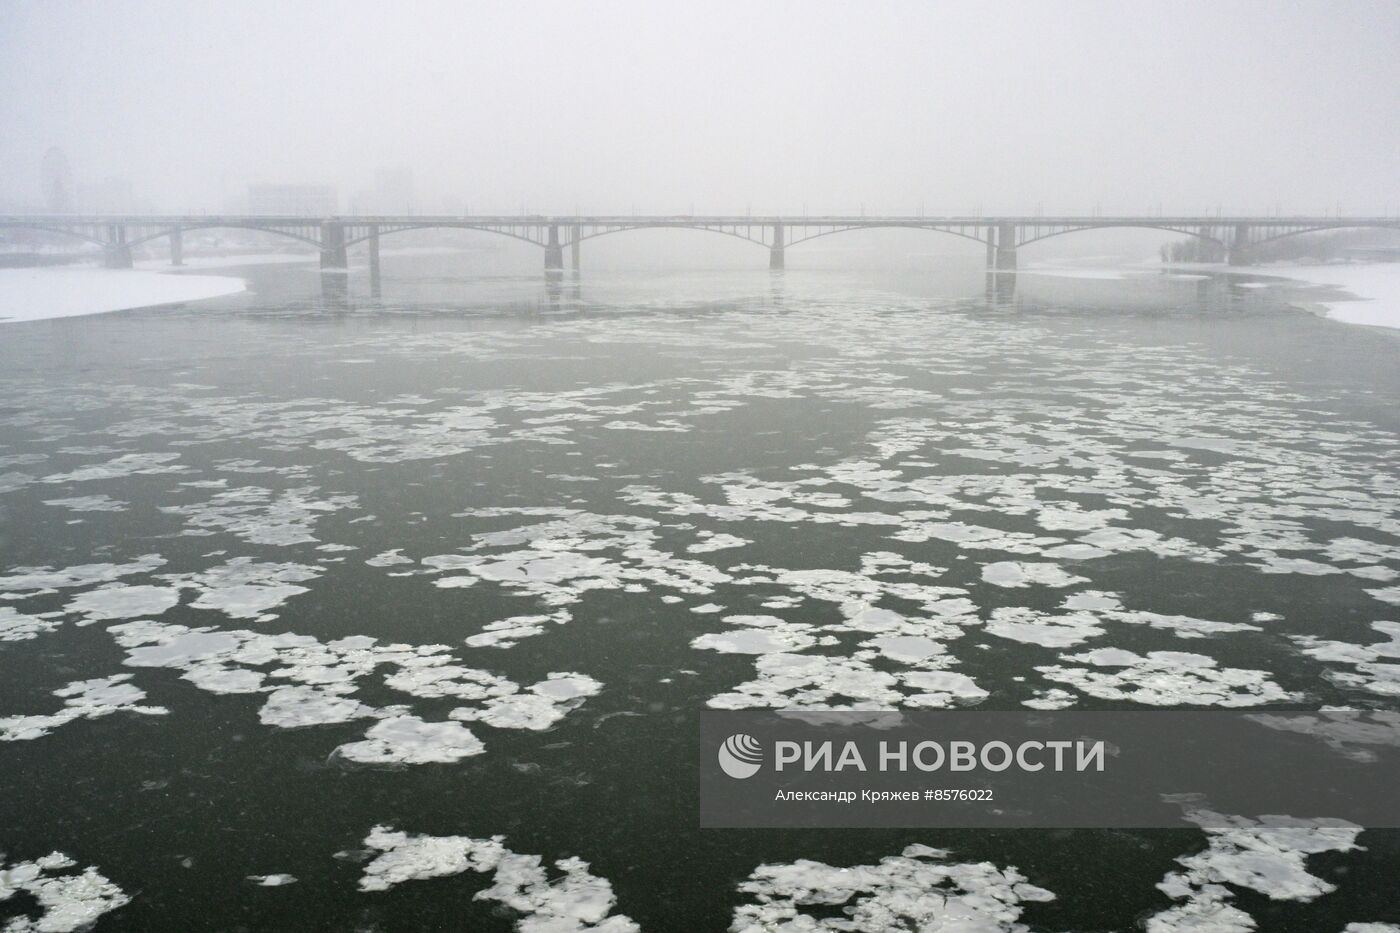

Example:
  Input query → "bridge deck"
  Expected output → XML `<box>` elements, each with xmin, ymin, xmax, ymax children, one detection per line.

<box><xmin>2</xmin><ymin>214</ymin><xmax>1394</xmax><ymax>226</ymax></box>
<box><xmin>3</xmin><ymin>214</ymin><xmax>1395</xmax><ymax>271</ymax></box>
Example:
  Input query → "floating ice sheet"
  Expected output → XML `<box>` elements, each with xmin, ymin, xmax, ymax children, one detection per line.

<box><xmin>107</xmin><ymin>619</ymin><xmax>604</xmax><ymax>763</ymax></box>
<box><xmin>730</xmin><ymin>843</ymin><xmax>1054</xmax><ymax>932</ymax></box>
<box><xmin>1</xmin><ymin>674</ymin><xmax>167</xmax><ymax>742</ymax></box>
<box><xmin>358</xmin><ymin>825</ymin><xmax>639</xmax><ymax>931</ymax></box>
<box><xmin>1145</xmin><ymin>800</ymin><xmax>1363</xmax><ymax>932</ymax></box>
<box><xmin>1036</xmin><ymin>649</ymin><xmax>1298</xmax><ymax>707</ymax></box>
<box><xmin>0</xmin><ymin>850</ymin><xmax>130</xmax><ymax>931</ymax></box>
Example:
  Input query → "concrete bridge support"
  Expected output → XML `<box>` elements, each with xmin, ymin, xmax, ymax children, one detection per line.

<box><xmin>544</xmin><ymin>224</ymin><xmax>564</xmax><ymax>270</ymax></box>
<box><xmin>169</xmin><ymin>228</ymin><xmax>184</xmax><ymax>266</ymax></box>
<box><xmin>985</xmin><ymin>226</ymin><xmax>997</xmax><ymax>268</ymax></box>
<box><xmin>320</xmin><ymin>221</ymin><xmax>347</xmax><ymax>269</ymax></box>
<box><xmin>367</xmin><ymin>224</ymin><xmax>381</xmax><ymax>279</ymax></box>
<box><xmin>769</xmin><ymin>223</ymin><xmax>785</xmax><ymax>270</ymax></box>
<box><xmin>1228</xmin><ymin>223</ymin><xmax>1251</xmax><ymax>266</ymax></box>
<box><xmin>995</xmin><ymin>223</ymin><xmax>1018</xmax><ymax>270</ymax></box>
<box><xmin>1196</xmin><ymin>226</ymin><xmax>1214</xmax><ymax>262</ymax></box>
<box><xmin>103</xmin><ymin>224</ymin><xmax>133</xmax><ymax>269</ymax></box>
<box><xmin>570</xmin><ymin>225</ymin><xmax>580</xmax><ymax>270</ymax></box>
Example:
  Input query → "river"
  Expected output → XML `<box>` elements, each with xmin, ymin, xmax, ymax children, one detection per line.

<box><xmin>2</xmin><ymin>251</ymin><xmax>1399</xmax><ymax>931</ymax></box>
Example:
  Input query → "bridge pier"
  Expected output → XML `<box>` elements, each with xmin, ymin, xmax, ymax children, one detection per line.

<box><xmin>571</xmin><ymin>225</ymin><xmax>580</xmax><ymax>270</ymax></box>
<box><xmin>169</xmin><ymin>228</ymin><xmax>183</xmax><ymax>266</ymax></box>
<box><xmin>995</xmin><ymin>222</ymin><xmax>1018</xmax><ymax>270</ymax></box>
<box><xmin>1227</xmin><ymin>223</ymin><xmax>1251</xmax><ymax>266</ymax></box>
<box><xmin>985</xmin><ymin>226</ymin><xmax>996</xmax><ymax>268</ymax></box>
<box><xmin>544</xmin><ymin>224</ymin><xmax>564</xmax><ymax>270</ymax></box>
<box><xmin>769</xmin><ymin>223</ymin><xmax>785</xmax><ymax>270</ymax></box>
<box><xmin>320</xmin><ymin>221</ymin><xmax>347</xmax><ymax>269</ymax></box>
<box><xmin>367</xmin><ymin>224</ymin><xmax>381</xmax><ymax>279</ymax></box>
<box><xmin>103</xmin><ymin>224</ymin><xmax>132</xmax><ymax>269</ymax></box>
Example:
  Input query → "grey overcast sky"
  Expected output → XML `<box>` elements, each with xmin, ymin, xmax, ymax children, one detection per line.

<box><xmin>2</xmin><ymin>0</ymin><xmax>1398</xmax><ymax>215</ymax></box>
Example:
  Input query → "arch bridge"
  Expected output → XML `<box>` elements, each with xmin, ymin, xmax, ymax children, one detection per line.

<box><xmin>2</xmin><ymin>214</ymin><xmax>1396</xmax><ymax>272</ymax></box>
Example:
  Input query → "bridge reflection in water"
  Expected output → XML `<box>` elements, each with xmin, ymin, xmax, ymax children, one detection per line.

<box><xmin>311</xmin><ymin>258</ymin><xmax>1028</xmax><ymax>317</ymax></box>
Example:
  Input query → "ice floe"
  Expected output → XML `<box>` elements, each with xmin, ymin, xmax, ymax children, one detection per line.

<box><xmin>0</xmin><ymin>606</ymin><xmax>59</xmax><ymax>642</ymax></box>
<box><xmin>707</xmin><ymin>648</ymin><xmax>986</xmax><ymax>711</ymax></box>
<box><xmin>65</xmin><ymin>583</ymin><xmax>180</xmax><ymax>624</ymax></box>
<box><xmin>40</xmin><ymin>451</ymin><xmax>188</xmax><ymax>484</ymax></box>
<box><xmin>1</xmin><ymin>674</ymin><xmax>167</xmax><ymax>741</ymax></box>
<box><xmin>1292</xmin><ymin>620</ymin><xmax>1400</xmax><ymax>697</ymax></box>
<box><xmin>167</xmin><ymin>557</ymin><xmax>320</xmax><ymax>621</ymax></box>
<box><xmin>1368</xmin><ymin>586</ymin><xmax>1400</xmax><ymax>607</ymax></box>
<box><xmin>246</xmin><ymin>873</ymin><xmax>297</xmax><ymax>887</ymax></box>
<box><xmin>1036</xmin><ymin>649</ymin><xmax>1298</xmax><ymax>707</ymax></box>
<box><xmin>730</xmin><ymin>843</ymin><xmax>1054</xmax><ymax>932</ymax></box>
<box><xmin>106</xmin><ymin>619</ymin><xmax>603</xmax><ymax>762</ymax></box>
<box><xmin>0</xmin><ymin>555</ymin><xmax>165</xmax><ymax>597</ymax></box>
<box><xmin>337</xmin><ymin>716</ymin><xmax>485</xmax><ymax>764</ymax></box>
<box><xmin>160</xmin><ymin>485</ymin><xmax>358</xmax><ymax>546</ymax></box>
<box><xmin>0</xmin><ymin>850</ymin><xmax>130</xmax><ymax>931</ymax></box>
<box><xmin>418</xmin><ymin>511</ymin><xmax>732</xmax><ymax>608</ymax></box>
<box><xmin>451</xmin><ymin>672</ymin><xmax>601</xmax><ymax>730</ymax></box>
<box><xmin>358</xmin><ymin>825</ymin><xmax>639</xmax><ymax>931</ymax></box>
<box><xmin>40</xmin><ymin>494</ymin><xmax>127</xmax><ymax>512</ymax></box>
<box><xmin>691</xmin><ymin>615</ymin><xmax>821</xmax><ymax>655</ymax></box>
<box><xmin>366</xmin><ymin>549</ymin><xmax>413</xmax><ymax>567</ymax></box>
<box><xmin>1145</xmin><ymin>801</ymin><xmax>1362</xmax><ymax>932</ymax></box>
<box><xmin>981</xmin><ymin>561</ymin><xmax>1088</xmax><ymax>589</ymax></box>
<box><xmin>986</xmin><ymin>607</ymin><xmax>1105</xmax><ymax>648</ymax></box>
<box><xmin>464</xmin><ymin>611</ymin><xmax>570</xmax><ymax>649</ymax></box>
<box><xmin>687</xmin><ymin>533</ymin><xmax>750</xmax><ymax>554</ymax></box>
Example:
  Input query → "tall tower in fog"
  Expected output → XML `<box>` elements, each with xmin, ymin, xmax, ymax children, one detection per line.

<box><xmin>41</xmin><ymin>147</ymin><xmax>74</xmax><ymax>213</ymax></box>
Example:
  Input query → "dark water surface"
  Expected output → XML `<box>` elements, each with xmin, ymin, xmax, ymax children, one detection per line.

<box><xmin>3</xmin><ymin>254</ymin><xmax>1400</xmax><ymax>931</ymax></box>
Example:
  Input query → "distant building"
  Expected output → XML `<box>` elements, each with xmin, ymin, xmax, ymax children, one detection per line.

<box><xmin>351</xmin><ymin>167</ymin><xmax>415</xmax><ymax>214</ymax></box>
<box><xmin>247</xmin><ymin>184</ymin><xmax>338</xmax><ymax>215</ymax></box>
<box><xmin>41</xmin><ymin>147</ymin><xmax>73</xmax><ymax>213</ymax></box>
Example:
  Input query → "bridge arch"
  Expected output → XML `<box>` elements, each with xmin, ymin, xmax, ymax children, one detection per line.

<box><xmin>125</xmin><ymin>223</ymin><xmax>322</xmax><ymax>248</ymax></box>
<box><xmin>341</xmin><ymin>223</ymin><xmax>549</xmax><ymax>249</ymax></box>
<box><xmin>1241</xmin><ymin>222</ymin><xmax>1400</xmax><ymax>250</ymax></box>
<box><xmin>0</xmin><ymin>224</ymin><xmax>110</xmax><ymax>247</ymax></box>
<box><xmin>785</xmin><ymin>223</ymin><xmax>991</xmax><ymax>248</ymax></box>
<box><xmin>572</xmin><ymin>223</ymin><xmax>769</xmax><ymax>249</ymax></box>
<box><xmin>1016</xmin><ymin>224</ymin><xmax>1226</xmax><ymax>248</ymax></box>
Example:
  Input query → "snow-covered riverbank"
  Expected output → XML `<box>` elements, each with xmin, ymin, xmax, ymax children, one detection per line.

<box><xmin>1025</xmin><ymin>259</ymin><xmax>1400</xmax><ymax>332</ymax></box>
<box><xmin>1226</xmin><ymin>262</ymin><xmax>1400</xmax><ymax>331</ymax></box>
<box><xmin>0</xmin><ymin>266</ymin><xmax>247</xmax><ymax>324</ymax></box>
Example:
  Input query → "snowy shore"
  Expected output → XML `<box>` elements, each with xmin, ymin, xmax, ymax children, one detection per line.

<box><xmin>1222</xmin><ymin>262</ymin><xmax>1400</xmax><ymax>331</ymax></box>
<box><xmin>0</xmin><ymin>266</ymin><xmax>247</xmax><ymax>324</ymax></box>
<box><xmin>1024</xmin><ymin>259</ymin><xmax>1400</xmax><ymax>332</ymax></box>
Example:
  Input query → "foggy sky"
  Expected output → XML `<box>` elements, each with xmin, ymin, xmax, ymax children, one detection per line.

<box><xmin>3</xmin><ymin>0</ymin><xmax>1398</xmax><ymax>216</ymax></box>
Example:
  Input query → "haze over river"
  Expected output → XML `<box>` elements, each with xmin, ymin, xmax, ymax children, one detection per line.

<box><xmin>3</xmin><ymin>252</ymin><xmax>1400</xmax><ymax>931</ymax></box>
